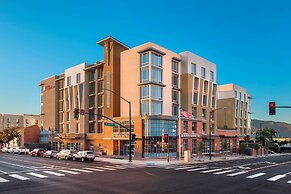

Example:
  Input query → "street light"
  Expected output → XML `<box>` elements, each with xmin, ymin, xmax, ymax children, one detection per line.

<box><xmin>209</xmin><ymin>107</ymin><xmax>227</xmax><ymax>160</ymax></box>
<box><xmin>102</xmin><ymin>88</ymin><xmax>132</xmax><ymax>162</ymax></box>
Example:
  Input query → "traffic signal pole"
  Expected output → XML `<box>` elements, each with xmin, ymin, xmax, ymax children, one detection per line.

<box><xmin>129</xmin><ymin>101</ymin><xmax>132</xmax><ymax>162</ymax></box>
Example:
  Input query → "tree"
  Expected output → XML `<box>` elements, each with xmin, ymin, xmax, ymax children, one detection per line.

<box><xmin>255</xmin><ymin>128</ymin><xmax>277</xmax><ymax>150</ymax></box>
<box><xmin>244</xmin><ymin>135</ymin><xmax>250</xmax><ymax>147</ymax></box>
<box><xmin>197</xmin><ymin>141</ymin><xmax>203</xmax><ymax>161</ymax></box>
<box><xmin>222</xmin><ymin>140</ymin><xmax>229</xmax><ymax>158</ymax></box>
<box><xmin>0</xmin><ymin>128</ymin><xmax>20</xmax><ymax>146</ymax></box>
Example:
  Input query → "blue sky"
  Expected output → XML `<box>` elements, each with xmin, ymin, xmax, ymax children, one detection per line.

<box><xmin>0</xmin><ymin>0</ymin><xmax>291</xmax><ymax>123</ymax></box>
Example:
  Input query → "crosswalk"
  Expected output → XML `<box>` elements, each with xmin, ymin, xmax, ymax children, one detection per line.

<box><xmin>155</xmin><ymin>164</ymin><xmax>291</xmax><ymax>185</ymax></box>
<box><xmin>0</xmin><ymin>164</ymin><xmax>135</xmax><ymax>184</ymax></box>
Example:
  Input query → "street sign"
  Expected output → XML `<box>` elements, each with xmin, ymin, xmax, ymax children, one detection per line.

<box><xmin>104</xmin><ymin>122</ymin><xmax>116</xmax><ymax>127</ymax></box>
<box><xmin>131</xmin><ymin>142</ymin><xmax>136</xmax><ymax>145</ymax></box>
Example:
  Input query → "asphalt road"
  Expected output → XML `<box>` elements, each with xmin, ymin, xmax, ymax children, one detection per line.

<box><xmin>0</xmin><ymin>153</ymin><xmax>290</xmax><ymax>194</ymax></box>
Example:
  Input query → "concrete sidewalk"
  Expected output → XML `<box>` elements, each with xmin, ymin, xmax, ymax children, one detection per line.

<box><xmin>95</xmin><ymin>153</ymin><xmax>289</xmax><ymax>166</ymax></box>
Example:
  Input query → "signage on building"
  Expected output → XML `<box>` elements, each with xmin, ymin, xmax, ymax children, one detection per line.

<box><xmin>44</xmin><ymin>85</ymin><xmax>55</xmax><ymax>92</ymax></box>
<box><xmin>112</xmin><ymin>132</ymin><xmax>129</xmax><ymax>138</ymax></box>
<box><xmin>180</xmin><ymin>133</ymin><xmax>200</xmax><ymax>138</ymax></box>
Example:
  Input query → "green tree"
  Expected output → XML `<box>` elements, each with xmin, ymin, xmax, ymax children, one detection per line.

<box><xmin>0</xmin><ymin>128</ymin><xmax>20</xmax><ymax>146</ymax></box>
<box><xmin>255</xmin><ymin>128</ymin><xmax>277</xmax><ymax>150</ymax></box>
<box><xmin>222</xmin><ymin>140</ymin><xmax>229</xmax><ymax>157</ymax></box>
<box><xmin>197</xmin><ymin>141</ymin><xmax>203</xmax><ymax>161</ymax></box>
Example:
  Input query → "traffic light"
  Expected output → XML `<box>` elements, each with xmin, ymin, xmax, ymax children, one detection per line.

<box><xmin>163</xmin><ymin>134</ymin><xmax>169</xmax><ymax>143</ymax></box>
<box><xmin>74</xmin><ymin>108</ymin><xmax>79</xmax><ymax>119</ymax></box>
<box><xmin>131</xmin><ymin>134</ymin><xmax>136</xmax><ymax>142</ymax></box>
<box><xmin>269</xmin><ymin>102</ymin><xmax>276</xmax><ymax>115</ymax></box>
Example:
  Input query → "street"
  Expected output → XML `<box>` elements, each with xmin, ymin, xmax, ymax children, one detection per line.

<box><xmin>0</xmin><ymin>153</ymin><xmax>290</xmax><ymax>194</ymax></box>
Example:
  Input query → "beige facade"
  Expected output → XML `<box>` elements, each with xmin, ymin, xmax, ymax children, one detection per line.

<box><xmin>217</xmin><ymin>84</ymin><xmax>251</xmax><ymax>136</ymax></box>
<box><xmin>0</xmin><ymin>113</ymin><xmax>40</xmax><ymax>132</ymax></box>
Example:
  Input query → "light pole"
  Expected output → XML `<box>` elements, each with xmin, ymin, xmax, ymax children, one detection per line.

<box><xmin>209</xmin><ymin>107</ymin><xmax>226</xmax><ymax>160</ymax></box>
<box><xmin>102</xmin><ymin>88</ymin><xmax>132</xmax><ymax>162</ymax></box>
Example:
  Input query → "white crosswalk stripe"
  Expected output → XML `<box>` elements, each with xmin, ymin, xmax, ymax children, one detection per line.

<box><xmin>58</xmin><ymin>170</ymin><xmax>80</xmax><ymax>175</ymax></box>
<box><xmin>175</xmin><ymin>166</ymin><xmax>197</xmax><ymax>170</ymax></box>
<box><xmin>70</xmin><ymin>168</ymin><xmax>93</xmax><ymax>173</ymax></box>
<box><xmin>0</xmin><ymin>177</ymin><xmax>9</xmax><ymax>183</ymax></box>
<box><xmin>287</xmin><ymin>180</ymin><xmax>291</xmax><ymax>184</ymax></box>
<box><xmin>187</xmin><ymin>167</ymin><xmax>207</xmax><ymax>172</ymax></box>
<box><xmin>105</xmin><ymin>165</ymin><xmax>126</xmax><ymax>169</ymax></box>
<box><xmin>42</xmin><ymin>171</ymin><xmax>65</xmax><ymax>177</ymax></box>
<box><xmin>26</xmin><ymin>172</ymin><xmax>48</xmax><ymax>178</ymax></box>
<box><xmin>201</xmin><ymin>168</ymin><xmax>223</xmax><ymax>173</ymax></box>
<box><xmin>9</xmin><ymin>174</ymin><xmax>30</xmax><ymax>180</ymax></box>
<box><xmin>213</xmin><ymin>169</ymin><xmax>235</xmax><ymax>175</ymax></box>
<box><xmin>94</xmin><ymin>167</ymin><xmax>116</xmax><ymax>171</ymax></box>
<box><xmin>267</xmin><ymin>175</ymin><xmax>286</xmax><ymax>182</ymax></box>
<box><xmin>246</xmin><ymin>173</ymin><xmax>266</xmax><ymax>179</ymax></box>
<box><xmin>83</xmin><ymin>168</ymin><xmax>104</xmax><ymax>172</ymax></box>
<box><xmin>227</xmin><ymin>171</ymin><xmax>249</xmax><ymax>177</ymax></box>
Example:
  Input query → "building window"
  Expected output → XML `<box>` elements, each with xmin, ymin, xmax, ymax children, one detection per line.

<box><xmin>239</xmin><ymin>92</ymin><xmax>242</xmax><ymax>100</ymax></box>
<box><xmin>106</xmin><ymin>71</ymin><xmax>110</xmax><ymax>108</ymax></box>
<box><xmin>66</xmin><ymin>124</ymin><xmax>70</xmax><ymax>133</ymax></box>
<box><xmin>76</xmin><ymin>73</ymin><xmax>81</xmax><ymax>84</ymax></box>
<box><xmin>212</xmin><ymin>84</ymin><xmax>217</xmax><ymax>96</ymax></box>
<box><xmin>97</xmin><ymin>68</ymin><xmax>104</xmax><ymax>79</ymax></box>
<box><xmin>183</xmin><ymin>121</ymin><xmax>188</xmax><ymax>133</ymax></box>
<box><xmin>202</xmin><ymin>123</ymin><xmax>206</xmax><ymax>134</ymax></box>
<box><xmin>140</xmin><ymin>68</ymin><xmax>149</xmax><ymax>83</ymax></box>
<box><xmin>151</xmin><ymin>52</ymin><xmax>162</xmax><ymax>67</ymax></box>
<box><xmin>193</xmin><ymin>93</ymin><xmax>198</xmax><ymax>105</ymax></box>
<box><xmin>244</xmin><ymin>94</ymin><xmax>246</xmax><ymax>101</ymax></box>
<box><xmin>201</xmin><ymin>67</ymin><xmax>206</xmax><ymax>78</ymax></box>
<box><xmin>76</xmin><ymin>123</ymin><xmax>80</xmax><ymax>134</ymax></box>
<box><xmin>203</xmin><ymin>95</ymin><xmax>207</xmax><ymax>106</ymax></box>
<box><xmin>194</xmin><ymin>77</ymin><xmax>199</xmax><ymax>90</ymax></box>
<box><xmin>151</xmin><ymin>101</ymin><xmax>162</xmax><ymax>115</ymax></box>
<box><xmin>141</xmin><ymin>52</ymin><xmax>149</xmax><ymax>66</ymax></box>
<box><xmin>192</xmin><ymin>139</ymin><xmax>197</xmax><ymax>155</ymax></box>
<box><xmin>210</xmin><ymin>111</ymin><xmax>214</xmax><ymax>121</ymax></box>
<box><xmin>210</xmin><ymin>71</ymin><xmax>214</xmax><ymax>81</ymax></box>
<box><xmin>140</xmin><ymin>86</ymin><xmax>149</xmax><ymax>99</ymax></box>
<box><xmin>192</xmin><ymin>107</ymin><xmax>197</xmax><ymax>119</ymax></box>
<box><xmin>211</xmin><ymin>124</ymin><xmax>215</xmax><ymax>134</ymax></box>
<box><xmin>211</xmin><ymin>97</ymin><xmax>216</xmax><ymax>108</ymax></box>
<box><xmin>151</xmin><ymin>86</ymin><xmax>162</xmax><ymax>100</ymax></box>
<box><xmin>98</xmin><ymin>95</ymin><xmax>104</xmax><ymax>107</ymax></box>
<box><xmin>172</xmin><ymin>74</ymin><xmax>179</xmax><ymax>88</ymax></box>
<box><xmin>191</xmin><ymin>63</ymin><xmax>196</xmax><ymax>75</ymax></box>
<box><xmin>172</xmin><ymin>105</ymin><xmax>179</xmax><ymax>116</ymax></box>
<box><xmin>141</xmin><ymin>101</ymin><xmax>149</xmax><ymax>115</ymax></box>
<box><xmin>183</xmin><ymin>139</ymin><xmax>188</xmax><ymax>152</ymax></box>
<box><xmin>172</xmin><ymin>91</ymin><xmax>179</xmax><ymax>103</ymax></box>
<box><xmin>204</xmin><ymin>81</ymin><xmax>208</xmax><ymax>93</ymax></box>
<box><xmin>76</xmin><ymin>143</ymin><xmax>81</xmax><ymax>151</ymax></box>
<box><xmin>151</xmin><ymin>68</ymin><xmax>162</xmax><ymax>83</ymax></box>
<box><xmin>202</xmin><ymin>109</ymin><xmax>206</xmax><ymax>120</ymax></box>
<box><xmin>89</xmin><ymin>123</ymin><xmax>95</xmax><ymax>133</ymax></box>
<box><xmin>66</xmin><ymin>112</ymin><xmax>70</xmax><ymax>121</ymax></box>
<box><xmin>192</xmin><ymin>122</ymin><xmax>197</xmax><ymax>133</ymax></box>
<box><xmin>97</xmin><ymin>122</ymin><xmax>103</xmax><ymax>133</ymax></box>
<box><xmin>172</xmin><ymin>60</ymin><xmax>178</xmax><ymax>73</ymax></box>
<box><xmin>67</xmin><ymin>76</ymin><xmax>71</xmax><ymax>86</ymax></box>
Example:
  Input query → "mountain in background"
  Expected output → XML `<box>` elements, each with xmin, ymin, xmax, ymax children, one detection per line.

<box><xmin>252</xmin><ymin>119</ymin><xmax>291</xmax><ymax>137</ymax></box>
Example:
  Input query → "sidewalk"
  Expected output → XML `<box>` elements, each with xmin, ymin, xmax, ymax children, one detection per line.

<box><xmin>95</xmin><ymin>153</ymin><xmax>289</xmax><ymax>166</ymax></box>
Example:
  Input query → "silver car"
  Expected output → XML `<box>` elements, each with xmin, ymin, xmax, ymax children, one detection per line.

<box><xmin>56</xmin><ymin>149</ymin><xmax>76</xmax><ymax>160</ymax></box>
<box><xmin>73</xmin><ymin>151</ymin><xmax>95</xmax><ymax>162</ymax></box>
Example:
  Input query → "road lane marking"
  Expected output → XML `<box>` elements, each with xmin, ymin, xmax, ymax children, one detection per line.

<box><xmin>227</xmin><ymin>171</ymin><xmax>249</xmax><ymax>177</ymax></box>
<box><xmin>58</xmin><ymin>170</ymin><xmax>80</xmax><ymax>175</ymax></box>
<box><xmin>26</xmin><ymin>172</ymin><xmax>48</xmax><ymax>178</ymax></box>
<box><xmin>267</xmin><ymin>175</ymin><xmax>286</xmax><ymax>182</ymax></box>
<box><xmin>287</xmin><ymin>180</ymin><xmax>291</xmax><ymax>184</ymax></box>
<box><xmin>0</xmin><ymin>160</ymin><xmax>35</xmax><ymax>169</ymax></box>
<box><xmin>175</xmin><ymin>166</ymin><xmax>197</xmax><ymax>170</ymax></box>
<box><xmin>9</xmin><ymin>174</ymin><xmax>30</xmax><ymax>180</ymax></box>
<box><xmin>83</xmin><ymin>168</ymin><xmax>104</xmax><ymax>172</ymax></box>
<box><xmin>94</xmin><ymin>167</ymin><xmax>116</xmax><ymax>171</ymax></box>
<box><xmin>105</xmin><ymin>166</ymin><xmax>126</xmax><ymax>169</ymax></box>
<box><xmin>201</xmin><ymin>169</ymin><xmax>223</xmax><ymax>173</ymax></box>
<box><xmin>246</xmin><ymin>173</ymin><xmax>266</xmax><ymax>179</ymax></box>
<box><xmin>42</xmin><ymin>171</ymin><xmax>65</xmax><ymax>176</ymax></box>
<box><xmin>187</xmin><ymin>167</ymin><xmax>207</xmax><ymax>172</ymax></box>
<box><xmin>70</xmin><ymin>168</ymin><xmax>93</xmax><ymax>173</ymax></box>
<box><xmin>0</xmin><ymin>177</ymin><xmax>9</xmax><ymax>183</ymax></box>
<box><xmin>213</xmin><ymin>169</ymin><xmax>235</xmax><ymax>175</ymax></box>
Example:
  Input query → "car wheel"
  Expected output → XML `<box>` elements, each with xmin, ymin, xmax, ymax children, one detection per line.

<box><xmin>73</xmin><ymin>157</ymin><xmax>76</xmax><ymax>161</ymax></box>
<box><xmin>81</xmin><ymin>157</ymin><xmax>85</xmax><ymax>162</ymax></box>
<box><xmin>65</xmin><ymin>156</ymin><xmax>68</xmax><ymax>160</ymax></box>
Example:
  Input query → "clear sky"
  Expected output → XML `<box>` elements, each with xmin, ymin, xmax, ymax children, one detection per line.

<box><xmin>0</xmin><ymin>0</ymin><xmax>290</xmax><ymax>123</ymax></box>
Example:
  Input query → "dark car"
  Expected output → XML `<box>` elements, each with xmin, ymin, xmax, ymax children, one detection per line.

<box><xmin>43</xmin><ymin>150</ymin><xmax>58</xmax><ymax>158</ymax></box>
<box><xmin>30</xmin><ymin>148</ymin><xmax>45</xmax><ymax>157</ymax></box>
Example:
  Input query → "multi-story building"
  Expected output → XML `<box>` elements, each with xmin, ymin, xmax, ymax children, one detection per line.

<box><xmin>0</xmin><ymin>113</ymin><xmax>40</xmax><ymax>131</ymax></box>
<box><xmin>179</xmin><ymin>52</ymin><xmax>217</xmax><ymax>156</ymax></box>
<box><xmin>217</xmin><ymin>84</ymin><xmax>251</xmax><ymax>142</ymax></box>
<box><xmin>40</xmin><ymin>36</ymin><xmax>220</xmax><ymax>158</ymax></box>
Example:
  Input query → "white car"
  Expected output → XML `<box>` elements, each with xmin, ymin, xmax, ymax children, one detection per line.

<box><xmin>73</xmin><ymin>151</ymin><xmax>95</xmax><ymax>162</ymax></box>
<box><xmin>7</xmin><ymin>147</ymin><xmax>14</xmax><ymax>153</ymax></box>
<box><xmin>1</xmin><ymin>147</ymin><xmax>8</xmax><ymax>153</ymax></box>
<box><xmin>13</xmin><ymin>146</ymin><xmax>30</xmax><ymax>154</ymax></box>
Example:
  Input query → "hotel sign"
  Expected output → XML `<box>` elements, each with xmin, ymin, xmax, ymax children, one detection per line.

<box><xmin>180</xmin><ymin>133</ymin><xmax>200</xmax><ymax>138</ymax></box>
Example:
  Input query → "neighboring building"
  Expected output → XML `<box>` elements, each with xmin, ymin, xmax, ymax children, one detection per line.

<box><xmin>179</xmin><ymin>51</ymin><xmax>217</xmax><ymax>156</ymax></box>
<box><xmin>217</xmin><ymin>84</ymin><xmax>251</xmax><ymax>141</ymax></box>
<box><xmin>17</xmin><ymin>125</ymin><xmax>40</xmax><ymax>148</ymax></box>
<box><xmin>0</xmin><ymin>113</ymin><xmax>40</xmax><ymax>131</ymax></box>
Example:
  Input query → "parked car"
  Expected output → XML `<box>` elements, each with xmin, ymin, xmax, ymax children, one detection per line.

<box><xmin>13</xmin><ymin>146</ymin><xmax>30</xmax><ymax>154</ymax></box>
<box><xmin>7</xmin><ymin>147</ymin><xmax>14</xmax><ymax>153</ymax></box>
<box><xmin>1</xmin><ymin>147</ymin><xmax>8</xmax><ymax>153</ymax></box>
<box><xmin>56</xmin><ymin>149</ymin><xmax>76</xmax><ymax>160</ymax></box>
<box><xmin>73</xmin><ymin>151</ymin><xmax>95</xmax><ymax>162</ymax></box>
<box><xmin>43</xmin><ymin>150</ymin><xmax>58</xmax><ymax>158</ymax></box>
<box><xmin>30</xmin><ymin>148</ymin><xmax>45</xmax><ymax>157</ymax></box>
